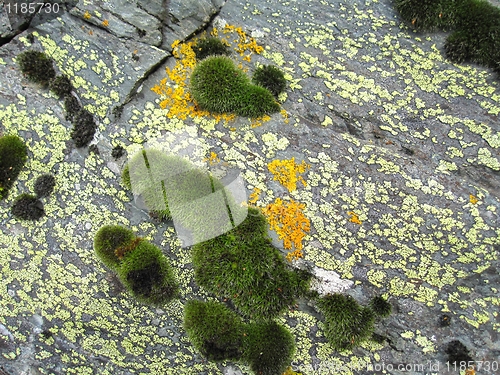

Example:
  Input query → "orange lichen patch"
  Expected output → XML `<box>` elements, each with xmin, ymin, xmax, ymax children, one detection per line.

<box><xmin>204</xmin><ymin>151</ymin><xmax>220</xmax><ymax>165</ymax></box>
<box><xmin>102</xmin><ymin>19</ymin><xmax>109</xmax><ymax>27</ymax></box>
<box><xmin>248</xmin><ymin>187</ymin><xmax>261</xmax><ymax>204</ymax></box>
<box><xmin>83</xmin><ymin>11</ymin><xmax>91</xmax><ymax>20</ymax></box>
<box><xmin>469</xmin><ymin>194</ymin><xmax>479</xmax><ymax>204</ymax></box>
<box><xmin>263</xmin><ymin>198</ymin><xmax>310</xmax><ymax>260</ymax></box>
<box><xmin>223</xmin><ymin>24</ymin><xmax>264</xmax><ymax>58</ymax></box>
<box><xmin>114</xmin><ymin>237</ymin><xmax>143</xmax><ymax>260</ymax></box>
<box><xmin>250</xmin><ymin>115</ymin><xmax>271</xmax><ymax>128</ymax></box>
<box><xmin>268</xmin><ymin>157</ymin><xmax>310</xmax><ymax>192</ymax></box>
<box><xmin>280</xmin><ymin>109</ymin><xmax>289</xmax><ymax>124</ymax></box>
<box><xmin>347</xmin><ymin>211</ymin><xmax>362</xmax><ymax>225</ymax></box>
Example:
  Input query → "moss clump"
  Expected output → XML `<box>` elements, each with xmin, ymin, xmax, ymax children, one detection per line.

<box><xmin>94</xmin><ymin>225</ymin><xmax>136</xmax><ymax>271</ymax></box>
<box><xmin>49</xmin><ymin>75</ymin><xmax>73</xmax><ymax>98</ymax></box>
<box><xmin>193</xmin><ymin>37</ymin><xmax>231</xmax><ymax>60</ymax></box>
<box><xmin>445</xmin><ymin>340</ymin><xmax>473</xmax><ymax>363</ymax></box>
<box><xmin>394</xmin><ymin>0</ymin><xmax>468</xmax><ymax>31</ymax></box>
<box><xmin>184</xmin><ymin>300</ymin><xmax>245</xmax><ymax>361</ymax></box>
<box><xmin>243</xmin><ymin>321</ymin><xmax>295</xmax><ymax>375</ymax></box>
<box><xmin>192</xmin><ymin>207</ymin><xmax>311</xmax><ymax>320</ymax></box>
<box><xmin>16</xmin><ymin>50</ymin><xmax>56</xmax><ymax>85</ymax></box>
<box><xmin>11</xmin><ymin>193</ymin><xmax>45</xmax><ymax>221</ymax></box>
<box><xmin>116</xmin><ymin>240</ymin><xmax>178</xmax><ymax>305</ymax></box>
<box><xmin>63</xmin><ymin>95</ymin><xmax>82</xmax><ymax>122</ymax></box>
<box><xmin>316</xmin><ymin>293</ymin><xmax>375</xmax><ymax>351</ymax></box>
<box><xmin>252</xmin><ymin>65</ymin><xmax>287</xmax><ymax>98</ymax></box>
<box><xmin>34</xmin><ymin>174</ymin><xmax>56</xmax><ymax>198</ymax></box>
<box><xmin>190</xmin><ymin>56</ymin><xmax>280</xmax><ymax>118</ymax></box>
<box><xmin>370</xmin><ymin>295</ymin><xmax>392</xmax><ymax>318</ymax></box>
<box><xmin>71</xmin><ymin>109</ymin><xmax>97</xmax><ymax>148</ymax></box>
<box><xmin>0</xmin><ymin>135</ymin><xmax>28</xmax><ymax>200</ymax></box>
<box><xmin>111</xmin><ymin>145</ymin><xmax>125</xmax><ymax>160</ymax></box>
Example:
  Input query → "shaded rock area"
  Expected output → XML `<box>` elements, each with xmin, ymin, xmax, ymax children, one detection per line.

<box><xmin>0</xmin><ymin>0</ymin><xmax>499</xmax><ymax>374</ymax></box>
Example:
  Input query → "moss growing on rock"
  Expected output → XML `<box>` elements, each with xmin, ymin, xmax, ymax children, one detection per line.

<box><xmin>11</xmin><ymin>193</ymin><xmax>45</xmax><ymax>221</ymax></box>
<box><xmin>192</xmin><ymin>207</ymin><xmax>311</xmax><ymax>320</ymax></box>
<box><xmin>243</xmin><ymin>321</ymin><xmax>296</xmax><ymax>375</ymax></box>
<box><xmin>252</xmin><ymin>65</ymin><xmax>287</xmax><ymax>98</ymax></box>
<box><xmin>394</xmin><ymin>0</ymin><xmax>468</xmax><ymax>31</ymax></box>
<box><xmin>0</xmin><ymin>135</ymin><xmax>28</xmax><ymax>200</ymax></box>
<box><xmin>49</xmin><ymin>75</ymin><xmax>73</xmax><ymax>98</ymax></box>
<box><xmin>193</xmin><ymin>37</ymin><xmax>231</xmax><ymax>60</ymax></box>
<box><xmin>190</xmin><ymin>56</ymin><xmax>280</xmax><ymax>118</ymax></box>
<box><xmin>370</xmin><ymin>295</ymin><xmax>392</xmax><ymax>318</ymax></box>
<box><xmin>64</xmin><ymin>95</ymin><xmax>82</xmax><ymax>122</ymax></box>
<box><xmin>94</xmin><ymin>225</ymin><xmax>136</xmax><ymax>271</ymax></box>
<box><xmin>71</xmin><ymin>109</ymin><xmax>97</xmax><ymax>148</ymax></box>
<box><xmin>316</xmin><ymin>293</ymin><xmax>375</xmax><ymax>351</ymax></box>
<box><xmin>184</xmin><ymin>300</ymin><xmax>245</xmax><ymax>361</ymax></box>
<box><xmin>16</xmin><ymin>50</ymin><xmax>56</xmax><ymax>85</ymax></box>
<box><xmin>34</xmin><ymin>174</ymin><xmax>56</xmax><ymax>198</ymax></box>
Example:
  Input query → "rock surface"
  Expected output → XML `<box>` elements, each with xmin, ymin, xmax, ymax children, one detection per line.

<box><xmin>0</xmin><ymin>0</ymin><xmax>499</xmax><ymax>374</ymax></box>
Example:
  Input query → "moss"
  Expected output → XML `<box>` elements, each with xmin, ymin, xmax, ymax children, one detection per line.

<box><xmin>189</xmin><ymin>56</ymin><xmax>279</xmax><ymax>118</ymax></box>
<box><xmin>242</xmin><ymin>321</ymin><xmax>296</xmax><ymax>375</ymax></box>
<box><xmin>316</xmin><ymin>293</ymin><xmax>375</xmax><ymax>351</ymax></box>
<box><xmin>439</xmin><ymin>314</ymin><xmax>451</xmax><ymax>327</ymax></box>
<box><xmin>445</xmin><ymin>340</ymin><xmax>473</xmax><ymax>363</ymax></box>
<box><xmin>0</xmin><ymin>135</ymin><xmax>28</xmax><ymax>200</ymax></box>
<box><xmin>183</xmin><ymin>300</ymin><xmax>245</xmax><ymax>361</ymax></box>
<box><xmin>63</xmin><ymin>95</ymin><xmax>82</xmax><ymax>122</ymax></box>
<box><xmin>34</xmin><ymin>174</ymin><xmax>56</xmax><ymax>198</ymax></box>
<box><xmin>192</xmin><ymin>207</ymin><xmax>311</xmax><ymax>320</ymax></box>
<box><xmin>116</xmin><ymin>240</ymin><xmax>178</xmax><ymax>305</ymax></box>
<box><xmin>71</xmin><ymin>109</ymin><xmax>97</xmax><ymax>148</ymax></box>
<box><xmin>370</xmin><ymin>295</ymin><xmax>392</xmax><ymax>318</ymax></box>
<box><xmin>394</xmin><ymin>0</ymin><xmax>468</xmax><ymax>31</ymax></box>
<box><xmin>93</xmin><ymin>225</ymin><xmax>136</xmax><ymax>271</ymax></box>
<box><xmin>16</xmin><ymin>50</ymin><xmax>56</xmax><ymax>85</ymax></box>
<box><xmin>193</xmin><ymin>37</ymin><xmax>231</xmax><ymax>60</ymax></box>
<box><xmin>111</xmin><ymin>145</ymin><xmax>125</xmax><ymax>160</ymax></box>
<box><xmin>11</xmin><ymin>193</ymin><xmax>45</xmax><ymax>221</ymax></box>
<box><xmin>252</xmin><ymin>65</ymin><xmax>287</xmax><ymax>98</ymax></box>
<box><xmin>49</xmin><ymin>75</ymin><xmax>73</xmax><ymax>98</ymax></box>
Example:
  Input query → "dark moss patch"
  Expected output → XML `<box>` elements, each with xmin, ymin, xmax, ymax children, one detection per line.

<box><xmin>439</xmin><ymin>314</ymin><xmax>451</xmax><ymax>327</ymax></box>
<box><xmin>445</xmin><ymin>340</ymin><xmax>473</xmax><ymax>363</ymax></box>
<box><xmin>190</xmin><ymin>56</ymin><xmax>280</xmax><ymax>118</ymax></box>
<box><xmin>252</xmin><ymin>65</ymin><xmax>287</xmax><ymax>98</ymax></box>
<box><xmin>192</xmin><ymin>207</ymin><xmax>311</xmax><ymax>320</ymax></box>
<box><xmin>49</xmin><ymin>75</ymin><xmax>73</xmax><ymax>98</ymax></box>
<box><xmin>316</xmin><ymin>293</ymin><xmax>375</xmax><ymax>351</ymax></box>
<box><xmin>33</xmin><ymin>174</ymin><xmax>56</xmax><ymax>198</ymax></box>
<box><xmin>184</xmin><ymin>300</ymin><xmax>245</xmax><ymax>362</ymax></box>
<box><xmin>243</xmin><ymin>321</ymin><xmax>295</xmax><ymax>375</ymax></box>
<box><xmin>370</xmin><ymin>295</ymin><xmax>392</xmax><ymax>318</ymax></box>
<box><xmin>111</xmin><ymin>145</ymin><xmax>125</xmax><ymax>159</ymax></box>
<box><xmin>88</xmin><ymin>144</ymin><xmax>99</xmax><ymax>155</ymax></box>
<box><xmin>11</xmin><ymin>193</ymin><xmax>45</xmax><ymax>221</ymax></box>
<box><xmin>16</xmin><ymin>50</ymin><xmax>56</xmax><ymax>85</ymax></box>
<box><xmin>0</xmin><ymin>135</ymin><xmax>28</xmax><ymax>200</ymax></box>
<box><xmin>71</xmin><ymin>109</ymin><xmax>97</xmax><ymax>148</ymax></box>
<box><xmin>63</xmin><ymin>95</ymin><xmax>82</xmax><ymax>122</ymax></box>
<box><xmin>193</xmin><ymin>37</ymin><xmax>231</xmax><ymax>60</ymax></box>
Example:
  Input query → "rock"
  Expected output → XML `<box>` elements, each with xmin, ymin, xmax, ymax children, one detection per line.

<box><xmin>310</xmin><ymin>267</ymin><xmax>355</xmax><ymax>296</ymax></box>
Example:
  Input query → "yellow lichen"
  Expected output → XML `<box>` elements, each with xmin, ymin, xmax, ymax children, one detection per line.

<box><xmin>347</xmin><ymin>211</ymin><xmax>362</xmax><ymax>225</ymax></box>
<box><xmin>262</xmin><ymin>198</ymin><xmax>310</xmax><ymax>260</ymax></box>
<box><xmin>204</xmin><ymin>151</ymin><xmax>220</xmax><ymax>165</ymax></box>
<box><xmin>469</xmin><ymin>194</ymin><xmax>479</xmax><ymax>204</ymax></box>
<box><xmin>248</xmin><ymin>187</ymin><xmax>261</xmax><ymax>204</ymax></box>
<box><xmin>268</xmin><ymin>157</ymin><xmax>310</xmax><ymax>192</ymax></box>
<box><xmin>83</xmin><ymin>11</ymin><xmax>91</xmax><ymax>20</ymax></box>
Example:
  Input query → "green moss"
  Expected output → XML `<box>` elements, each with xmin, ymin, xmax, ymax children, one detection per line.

<box><xmin>16</xmin><ymin>50</ymin><xmax>56</xmax><ymax>85</ymax></box>
<box><xmin>116</xmin><ymin>240</ymin><xmax>178</xmax><ymax>305</ymax></box>
<box><xmin>193</xmin><ymin>37</ymin><xmax>231</xmax><ymax>60</ymax></box>
<box><xmin>190</xmin><ymin>56</ymin><xmax>280</xmax><ymax>118</ymax></box>
<box><xmin>183</xmin><ymin>300</ymin><xmax>245</xmax><ymax>361</ymax></box>
<box><xmin>0</xmin><ymin>134</ymin><xmax>28</xmax><ymax>200</ymax></box>
<box><xmin>252</xmin><ymin>65</ymin><xmax>287</xmax><ymax>98</ymax></box>
<box><xmin>394</xmin><ymin>0</ymin><xmax>468</xmax><ymax>31</ymax></box>
<box><xmin>316</xmin><ymin>294</ymin><xmax>375</xmax><ymax>351</ymax></box>
<box><xmin>11</xmin><ymin>193</ymin><xmax>45</xmax><ymax>221</ymax></box>
<box><xmin>93</xmin><ymin>225</ymin><xmax>136</xmax><ymax>271</ymax></box>
<box><xmin>242</xmin><ymin>321</ymin><xmax>295</xmax><ymax>375</ymax></box>
<box><xmin>64</xmin><ymin>95</ymin><xmax>82</xmax><ymax>122</ymax></box>
<box><xmin>192</xmin><ymin>207</ymin><xmax>312</xmax><ymax>320</ymax></box>
<box><xmin>71</xmin><ymin>109</ymin><xmax>97</xmax><ymax>148</ymax></box>
<box><xmin>49</xmin><ymin>75</ymin><xmax>73</xmax><ymax>98</ymax></box>
<box><xmin>34</xmin><ymin>174</ymin><xmax>56</xmax><ymax>198</ymax></box>
<box><xmin>369</xmin><ymin>295</ymin><xmax>392</xmax><ymax>318</ymax></box>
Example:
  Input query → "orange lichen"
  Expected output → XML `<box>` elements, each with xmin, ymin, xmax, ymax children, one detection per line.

<box><xmin>267</xmin><ymin>158</ymin><xmax>310</xmax><ymax>192</ymax></box>
<box><xmin>102</xmin><ymin>19</ymin><xmax>109</xmax><ymax>27</ymax></box>
<box><xmin>204</xmin><ymin>152</ymin><xmax>220</xmax><ymax>165</ymax></box>
<box><xmin>250</xmin><ymin>115</ymin><xmax>271</xmax><ymax>128</ymax></box>
<box><xmin>223</xmin><ymin>24</ymin><xmax>264</xmax><ymax>57</ymax></box>
<box><xmin>83</xmin><ymin>11</ymin><xmax>91</xmax><ymax>20</ymax></box>
<box><xmin>280</xmin><ymin>109</ymin><xmax>289</xmax><ymax>124</ymax></box>
<box><xmin>469</xmin><ymin>194</ymin><xmax>479</xmax><ymax>204</ymax></box>
<box><xmin>347</xmin><ymin>211</ymin><xmax>362</xmax><ymax>225</ymax></box>
<box><xmin>262</xmin><ymin>198</ymin><xmax>310</xmax><ymax>260</ymax></box>
<box><xmin>248</xmin><ymin>187</ymin><xmax>261</xmax><ymax>204</ymax></box>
